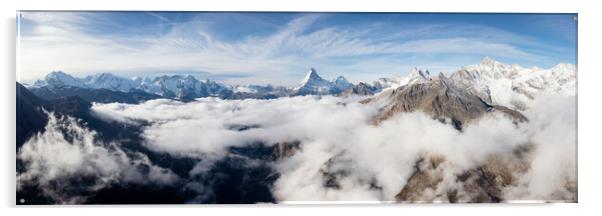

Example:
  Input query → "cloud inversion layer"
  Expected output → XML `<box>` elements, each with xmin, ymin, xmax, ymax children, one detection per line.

<box><xmin>88</xmin><ymin>94</ymin><xmax>577</xmax><ymax>202</ymax></box>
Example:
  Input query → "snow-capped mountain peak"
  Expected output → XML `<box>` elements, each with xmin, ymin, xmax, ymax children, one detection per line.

<box><xmin>409</xmin><ymin>67</ymin><xmax>432</xmax><ymax>81</ymax></box>
<box><xmin>333</xmin><ymin>75</ymin><xmax>353</xmax><ymax>90</ymax></box>
<box><xmin>45</xmin><ymin>70</ymin><xmax>71</xmax><ymax>80</ymax></box>
<box><xmin>83</xmin><ymin>72</ymin><xmax>138</xmax><ymax>92</ymax></box>
<box><xmin>480</xmin><ymin>56</ymin><xmax>498</xmax><ymax>67</ymax></box>
<box><xmin>35</xmin><ymin>70</ymin><xmax>85</xmax><ymax>88</ymax></box>
<box><xmin>295</xmin><ymin>68</ymin><xmax>353</xmax><ymax>95</ymax></box>
<box><xmin>478</xmin><ymin>56</ymin><xmax>522</xmax><ymax>73</ymax></box>
<box><xmin>459</xmin><ymin>57</ymin><xmax>522</xmax><ymax>81</ymax></box>
<box><xmin>370</xmin><ymin>67</ymin><xmax>433</xmax><ymax>91</ymax></box>
<box><xmin>334</xmin><ymin>75</ymin><xmax>349</xmax><ymax>83</ymax></box>
<box><xmin>448</xmin><ymin>57</ymin><xmax>576</xmax><ymax>110</ymax></box>
<box><xmin>551</xmin><ymin>62</ymin><xmax>576</xmax><ymax>73</ymax></box>
<box><xmin>135</xmin><ymin>74</ymin><xmax>233</xmax><ymax>100</ymax></box>
<box><xmin>27</xmin><ymin>59</ymin><xmax>575</xmax><ymax>104</ymax></box>
<box><xmin>300</xmin><ymin>68</ymin><xmax>327</xmax><ymax>86</ymax></box>
<box><xmin>132</xmin><ymin>76</ymin><xmax>143</xmax><ymax>83</ymax></box>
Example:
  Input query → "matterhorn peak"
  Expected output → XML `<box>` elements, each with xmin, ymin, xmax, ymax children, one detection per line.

<box><xmin>300</xmin><ymin>67</ymin><xmax>325</xmax><ymax>85</ymax></box>
<box><xmin>295</xmin><ymin>67</ymin><xmax>351</xmax><ymax>95</ymax></box>
<box><xmin>307</xmin><ymin>67</ymin><xmax>319</xmax><ymax>76</ymax></box>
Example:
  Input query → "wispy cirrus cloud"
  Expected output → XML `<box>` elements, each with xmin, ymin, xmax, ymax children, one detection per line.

<box><xmin>17</xmin><ymin>12</ymin><xmax>575</xmax><ymax>85</ymax></box>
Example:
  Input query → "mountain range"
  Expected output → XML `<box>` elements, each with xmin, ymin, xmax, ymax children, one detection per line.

<box><xmin>27</xmin><ymin>68</ymin><xmax>369</xmax><ymax>102</ymax></box>
<box><xmin>25</xmin><ymin>57</ymin><xmax>575</xmax><ymax>106</ymax></box>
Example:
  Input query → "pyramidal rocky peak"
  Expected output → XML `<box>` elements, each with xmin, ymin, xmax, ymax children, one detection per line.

<box><xmin>294</xmin><ymin>68</ymin><xmax>354</xmax><ymax>95</ymax></box>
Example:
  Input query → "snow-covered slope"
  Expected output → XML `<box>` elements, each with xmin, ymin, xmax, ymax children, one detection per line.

<box><xmin>137</xmin><ymin>75</ymin><xmax>232</xmax><ymax>100</ymax></box>
<box><xmin>449</xmin><ymin>57</ymin><xmax>576</xmax><ymax>109</ymax></box>
<box><xmin>33</xmin><ymin>71</ymin><xmax>86</xmax><ymax>88</ymax></box>
<box><xmin>513</xmin><ymin>63</ymin><xmax>576</xmax><ymax>95</ymax></box>
<box><xmin>28</xmin><ymin>58</ymin><xmax>575</xmax><ymax>103</ymax></box>
<box><xmin>33</xmin><ymin>71</ymin><xmax>141</xmax><ymax>93</ymax></box>
<box><xmin>82</xmin><ymin>73</ymin><xmax>140</xmax><ymax>92</ymax></box>
<box><xmin>366</xmin><ymin>57</ymin><xmax>575</xmax><ymax>111</ymax></box>
<box><xmin>333</xmin><ymin>76</ymin><xmax>353</xmax><ymax>92</ymax></box>
<box><xmin>372</xmin><ymin>67</ymin><xmax>433</xmax><ymax>91</ymax></box>
<box><xmin>30</xmin><ymin>72</ymin><xmax>234</xmax><ymax>100</ymax></box>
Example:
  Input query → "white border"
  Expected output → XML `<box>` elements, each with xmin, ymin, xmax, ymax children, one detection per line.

<box><xmin>2</xmin><ymin>0</ymin><xmax>601</xmax><ymax>215</ymax></box>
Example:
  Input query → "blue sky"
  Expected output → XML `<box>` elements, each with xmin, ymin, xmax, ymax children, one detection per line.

<box><xmin>17</xmin><ymin>12</ymin><xmax>577</xmax><ymax>85</ymax></box>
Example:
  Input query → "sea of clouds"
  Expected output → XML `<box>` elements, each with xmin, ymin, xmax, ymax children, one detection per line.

<box><xmin>17</xmin><ymin>93</ymin><xmax>577</xmax><ymax>203</ymax></box>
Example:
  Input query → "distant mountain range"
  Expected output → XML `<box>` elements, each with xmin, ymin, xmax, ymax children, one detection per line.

<box><xmin>31</xmin><ymin>72</ymin><xmax>236</xmax><ymax>102</ymax></box>
<box><xmin>24</xmin><ymin>57</ymin><xmax>576</xmax><ymax>106</ymax></box>
<box><xmin>294</xmin><ymin>68</ymin><xmax>353</xmax><ymax>95</ymax></box>
<box><xmin>27</xmin><ymin>68</ymin><xmax>379</xmax><ymax>102</ymax></box>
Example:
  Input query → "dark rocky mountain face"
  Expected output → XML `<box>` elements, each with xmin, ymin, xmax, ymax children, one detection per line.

<box><xmin>339</xmin><ymin>82</ymin><xmax>380</xmax><ymax>97</ymax></box>
<box><xmin>17</xmin><ymin>83</ymin><xmax>189</xmax><ymax>204</ymax></box>
<box><xmin>394</xmin><ymin>148</ymin><xmax>535</xmax><ymax>203</ymax></box>
<box><xmin>30</xmin><ymin>85</ymin><xmax>162</xmax><ymax>104</ymax></box>
<box><xmin>362</xmin><ymin>73</ymin><xmax>527</xmax><ymax>130</ymax></box>
<box><xmin>17</xmin><ymin>83</ymin><xmax>113</xmax><ymax>147</ymax></box>
<box><xmin>16</xmin><ymin>82</ymin><xmax>47</xmax><ymax>150</ymax></box>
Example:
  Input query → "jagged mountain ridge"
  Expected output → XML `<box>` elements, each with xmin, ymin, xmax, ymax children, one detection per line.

<box><xmin>26</xmin><ymin>57</ymin><xmax>576</xmax><ymax>104</ymax></box>
<box><xmin>30</xmin><ymin>85</ymin><xmax>162</xmax><ymax>104</ymax></box>
<box><xmin>28</xmin><ymin>68</ymin><xmax>359</xmax><ymax>100</ymax></box>
<box><xmin>449</xmin><ymin>57</ymin><xmax>576</xmax><ymax>109</ymax></box>
<box><xmin>32</xmin><ymin>72</ymin><xmax>233</xmax><ymax>101</ymax></box>
<box><xmin>339</xmin><ymin>82</ymin><xmax>381</xmax><ymax>97</ymax></box>
<box><xmin>362</xmin><ymin>72</ymin><xmax>528</xmax><ymax>130</ymax></box>
<box><xmin>16</xmin><ymin>82</ymin><xmax>48</xmax><ymax>150</ymax></box>
<box><xmin>294</xmin><ymin>68</ymin><xmax>354</xmax><ymax>95</ymax></box>
<box><xmin>371</xmin><ymin>67</ymin><xmax>433</xmax><ymax>91</ymax></box>
<box><xmin>321</xmin><ymin>58</ymin><xmax>575</xmax><ymax>203</ymax></box>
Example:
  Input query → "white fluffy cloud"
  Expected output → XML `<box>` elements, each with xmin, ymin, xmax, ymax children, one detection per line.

<box><xmin>17</xmin><ymin>113</ymin><xmax>178</xmax><ymax>203</ymax></box>
<box><xmin>503</xmin><ymin>95</ymin><xmax>577</xmax><ymax>201</ymax></box>
<box><xmin>90</xmin><ymin>93</ymin><xmax>576</xmax><ymax>202</ymax></box>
